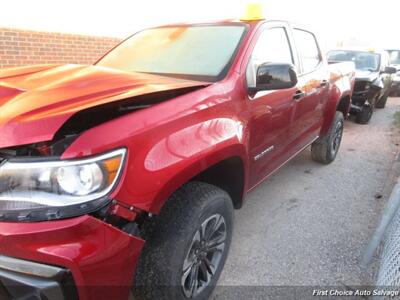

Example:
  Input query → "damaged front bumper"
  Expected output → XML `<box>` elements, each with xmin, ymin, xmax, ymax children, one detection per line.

<box><xmin>0</xmin><ymin>215</ymin><xmax>144</xmax><ymax>300</ymax></box>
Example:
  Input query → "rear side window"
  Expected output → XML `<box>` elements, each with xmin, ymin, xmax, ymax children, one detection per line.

<box><xmin>246</xmin><ymin>27</ymin><xmax>294</xmax><ymax>88</ymax></box>
<box><xmin>293</xmin><ymin>29</ymin><xmax>321</xmax><ymax>74</ymax></box>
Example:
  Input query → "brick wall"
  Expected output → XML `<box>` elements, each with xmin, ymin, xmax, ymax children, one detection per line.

<box><xmin>0</xmin><ymin>27</ymin><xmax>122</xmax><ymax>69</ymax></box>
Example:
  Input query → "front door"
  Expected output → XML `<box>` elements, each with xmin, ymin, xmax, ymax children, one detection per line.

<box><xmin>246</xmin><ymin>24</ymin><xmax>298</xmax><ymax>187</ymax></box>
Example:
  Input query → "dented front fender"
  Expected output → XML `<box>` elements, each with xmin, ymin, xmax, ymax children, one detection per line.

<box><xmin>62</xmin><ymin>85</ymin><xmax>248</xmax><ymax>214</ymax></box>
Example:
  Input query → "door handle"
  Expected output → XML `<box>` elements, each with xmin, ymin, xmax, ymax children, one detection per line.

<box><xmin>293</xmin><ymin>90</ymin><xmax>305</xmax><ymax>101</ymax></box>
<box><xmin>320</xmin><ymin>80</ymin><xmax>328</xmax><ymax>87</ymax></box>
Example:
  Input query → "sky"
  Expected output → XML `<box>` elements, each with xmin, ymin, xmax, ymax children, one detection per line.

<box><xmin>0</xmin><ymin>0</ymin><xmax>398</xmax><ymax>50</ymax></box>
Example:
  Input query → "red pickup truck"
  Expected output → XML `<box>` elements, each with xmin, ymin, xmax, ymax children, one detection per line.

<box><xmin>0</xmin><ymin>19</ymin><xmax>354</xmax><ymax>300</ymax></box>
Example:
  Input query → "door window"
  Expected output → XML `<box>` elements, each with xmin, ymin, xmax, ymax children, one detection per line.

<box><xmin>247</xmin><ymin>27</ymin><xmax>294</xmax><ymax>88</ymax></box>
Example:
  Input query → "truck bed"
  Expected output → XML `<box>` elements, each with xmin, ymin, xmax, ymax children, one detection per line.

<box><xmin>328</xmin><ymin>61</ymin><xmax>356</xmax><ymax>78</ymax></box>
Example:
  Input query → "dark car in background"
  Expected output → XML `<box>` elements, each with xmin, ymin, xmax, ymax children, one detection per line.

<box><xmin>328</xmin><ymin>49</ymin><xmax>396</xmax><ymax>124</ymax></box>
<box><xmin>386</xmin><ymin>49</ymin><xmax>400</xmax><ymax>96</ymax></box>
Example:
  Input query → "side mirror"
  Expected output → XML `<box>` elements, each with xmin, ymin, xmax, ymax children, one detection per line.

<box><xmin>384</xmin><ymin>66</ymin><xmax>397</xmax><ymax>74</ymax></box>
<box><xmin>251</xmin><ymin>63</ymin><xmax>298</xmax><ymax>92</ymax></box>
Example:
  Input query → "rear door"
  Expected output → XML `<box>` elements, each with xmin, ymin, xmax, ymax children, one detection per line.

<box><xmin>247</xmin><ymin>23</ymin><xmax>298</xmax><ymax>186</ymax></box>
<box><xmin>288</xmin><ymin>28</ymin><xmax>329</xmax><ymax>151</ymax></box>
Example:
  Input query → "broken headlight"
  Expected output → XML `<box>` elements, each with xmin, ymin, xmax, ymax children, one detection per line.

<box><xmin>0</xmin><ymin>149</ymin><xmax>126</xmax><ymax>222</ymax></box>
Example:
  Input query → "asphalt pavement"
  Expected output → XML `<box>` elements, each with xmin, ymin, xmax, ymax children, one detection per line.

<box><xmin>214</xmin><ymin>98</ymin><xmax>400</xmax><ymax>299</ymax></box>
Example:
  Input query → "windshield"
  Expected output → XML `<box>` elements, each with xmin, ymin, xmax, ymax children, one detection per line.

<box><xmin>387</xmin><ymin>50</ymin><xmax>400</xmax><ymax>65</ymax></box>
<box><xmin>96</xmin><ymin>25</ymin><xmax>247</xmax><ymax>82</ymax></box>
<box><xmin>327</xmin><ymin>50</ymin><xmax>380</xmax><ymax>72</ymax></box>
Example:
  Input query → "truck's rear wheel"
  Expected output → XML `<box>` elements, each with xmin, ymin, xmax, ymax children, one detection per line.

<box><xmin>311</xmin><ymin>111</ymin><xmax>344</xmax><ymax>164</ymax></box>
<box><xmin>133</xmin><ymin>182</ymin><xmax>233</xmax><ymax>300</ymax></box>
<box><xmin>356</xmin><ymin>104</ymin><xmax>373</xmax><ymax>124</ymax></box>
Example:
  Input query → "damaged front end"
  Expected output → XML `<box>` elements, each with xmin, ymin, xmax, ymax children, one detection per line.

<box><xmin>0</xmin><ymin>144</ymin><xmax>154</xmax><ymax>243</ymax></box>
<box><xmin>0</xmin><ymin>64</ymin><xmax>208</xmax><ymax>222</ymax></box>
<box><xmin>0</xmin><ymin>86</ymin><xmax>203</xmax><ymax>228</ymax></box>
<box><xmin>0</xmin><ymin>144</ymin><xmax>147</xmax><ymax>299</ymax></box>
<box><xmin>350</xmin><ymin>80</ymin><xmax>381</xmax><ymax>113</ymax></box>
<box><xmin>0</xmin><ymin>59</ymin><xmax>213</xmax><ymax>299</ymax></box>
<box><xmin>0</xmin><ymin>67</ymin><xmax>211</xmax><ymax>279</ymax></box>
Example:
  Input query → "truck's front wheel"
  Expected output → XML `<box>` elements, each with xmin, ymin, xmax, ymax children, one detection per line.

<box><xmin>311</xmin><ymin>111</ymin><xmax>344</xmax><ymax>164</ymax></box>
<box><xmin>133</xmin><ymin>182</ymin><xmax>233</xmax><ymax>300</ymax></box>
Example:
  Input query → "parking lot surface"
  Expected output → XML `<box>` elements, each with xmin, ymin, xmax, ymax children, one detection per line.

<box><xmin>214</xmin><ymin>98</ymin><xmax>400</xmax><ymax>297</ymax></box>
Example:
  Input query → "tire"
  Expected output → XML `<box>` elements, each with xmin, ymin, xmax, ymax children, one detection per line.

<box><xmin>356</xmin><ymin>104</ymin><xmax>373</xmax><ymax>124</ymax></box>
<box><xmin>311</xmin><ymin>111</ymin><xmax>344</xmax><ymax>164</ymax></box>
<box><xmin>133</xmin><ymin>182</ymin><xmax>234</xmax><ymax>300</ymax></box>
<box><xmin>376</xmin><ymin>93</ymin><xmax>388</xmax><ymax>109</ymax></box>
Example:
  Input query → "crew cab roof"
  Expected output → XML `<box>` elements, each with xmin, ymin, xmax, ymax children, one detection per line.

<box><xmin>149</xmin><ymin>19</ymin><xmax>298</xmax><ymax>29</ymax></box>
<box><xmin>152</xmin><ymin>19</ymin><xmax>317</xmax><ymax>36</ymax></box>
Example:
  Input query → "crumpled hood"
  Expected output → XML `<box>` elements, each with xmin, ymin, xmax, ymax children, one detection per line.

<box><xmin>355</xmin><ymin>70</ymin><xmax>378</xmax><ymax>82</ymax></box>
<box><xmin>0</xmin><ymin>64</ymin><xmax>208</xmax><ymax>148</ymax></box>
